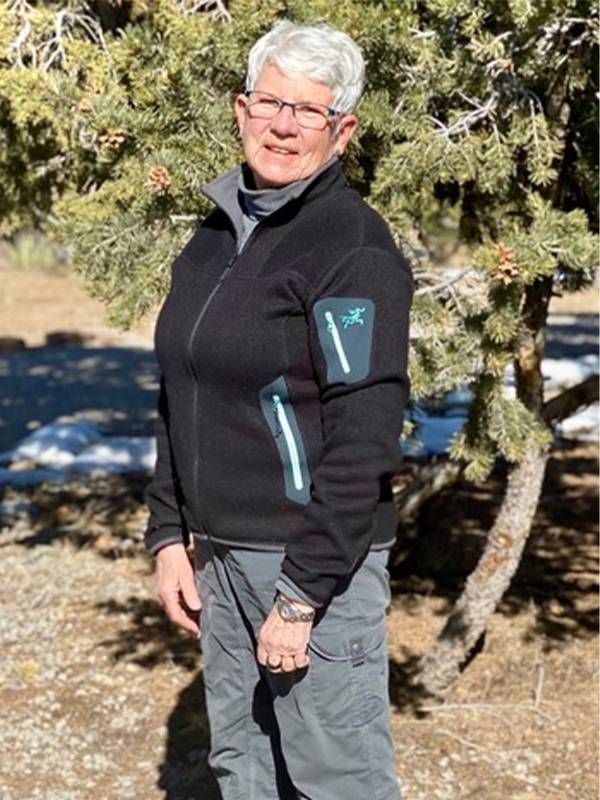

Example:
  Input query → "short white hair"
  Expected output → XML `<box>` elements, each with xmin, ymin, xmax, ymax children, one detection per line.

<box><xmin>245</xmin><ymin>20</ymin><xmax>365</xmax><ymax>113</ymax></box>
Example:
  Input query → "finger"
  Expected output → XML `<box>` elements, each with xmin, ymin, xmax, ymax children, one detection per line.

<box><xmin>256</xmin><ymin>643</ymin><xmax>269</xmax><ymax>667</ymax></box>
<box><xmin>280</xmin><ymin>655</ymin><xmax>296</xmax><ymax>673</ymax></box>
<box><xmin>180</xmin><ymin>570</ymin><xmax>202</xmax><ymax>613</ymax></box>
<box><xmin>267</xmin><ymin>655</ymin><xmax>282</xmax><ymax>669</ymax></box>
<box><xmin>293</xmin><ymin>651</ymin><xmax>309</xmax><ymax>669</ymax></box>
<box><xmin>162</xmin><ymin>593</ymin><xmax>200</xmax><ymax>636</ymax></box>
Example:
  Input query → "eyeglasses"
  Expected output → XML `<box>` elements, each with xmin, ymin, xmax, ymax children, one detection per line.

<box><xmin>244</xmin><ymin>90</ymin><xmax>341</xmax><ymax>131</ymax></box>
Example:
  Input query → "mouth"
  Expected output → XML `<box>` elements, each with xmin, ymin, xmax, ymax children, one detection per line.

<box><xmin>264</xmin><ymin>145</ymin><xmax>298</xmax><ymax>156</ymax></box>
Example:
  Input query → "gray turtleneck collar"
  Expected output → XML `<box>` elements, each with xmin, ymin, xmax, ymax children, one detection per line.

<box><xmin>202</xmin><ymin>156</ymin><xmax>338</xmax><ymax>252</ymax></box>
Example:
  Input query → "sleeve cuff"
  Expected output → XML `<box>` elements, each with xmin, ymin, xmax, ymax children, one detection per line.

<box><xmin>275</xmin><ymin>574</ymin><xmax>323</xmax><ymax>608</ymax></box>
<box><xmin>144</xmin><ymin>526</ymin><xmax>185</xmax><ymax>556</ymax></box>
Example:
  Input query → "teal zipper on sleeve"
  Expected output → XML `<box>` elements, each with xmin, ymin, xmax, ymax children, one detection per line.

<box><xmin>324</xmin><ymin>310</ymin><xmax>351</xmax><ymax>374</ymax></box>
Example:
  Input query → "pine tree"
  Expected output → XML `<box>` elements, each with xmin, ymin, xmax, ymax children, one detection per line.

<box><xmin>1</xmin><ymin>0</ymin><xmax>597</xmax><ymax>693</ymax></box>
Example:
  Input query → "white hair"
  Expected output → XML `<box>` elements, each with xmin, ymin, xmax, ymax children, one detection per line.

<box><xmin>245</xmin><ymin>20</ymin><xmax>365</xmax><ymax>113</ymax></box>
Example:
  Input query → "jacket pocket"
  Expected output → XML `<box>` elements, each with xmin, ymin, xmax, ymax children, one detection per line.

<box><xmin>313</xmin><ymin>296</ymin><xmax>375</xmax><ymax>384</ymax></box>
<box><xmin>259</xmin><ymin>375</ymin><xmax>311</xmax><ymax>505</ymax></box>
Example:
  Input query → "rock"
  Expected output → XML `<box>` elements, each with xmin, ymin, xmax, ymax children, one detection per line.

<box><xmin>45</xmin><ymin>331</ymin><xmax>91</xmax><ymax>346</ymax></box>
<box><xmin>0</xmin><ymin>336</ymin><xmax>26</xmax><ymax>353</ymax></box>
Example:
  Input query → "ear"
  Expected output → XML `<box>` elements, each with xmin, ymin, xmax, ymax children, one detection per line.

<box><xmin>333</xmin><ymin>113</ymin><xmax>358</xmax><ymax>156</ymax></box>
<box><xmin>234</xmin><ymin>93</ymin><xmax>248</xmax><ymax>134</ymax></box>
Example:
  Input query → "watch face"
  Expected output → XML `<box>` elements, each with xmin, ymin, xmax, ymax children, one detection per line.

<box><xmin>277</xmin><ymin>597</ymin><xmax>313</xmax><ymax>622</ymax></box>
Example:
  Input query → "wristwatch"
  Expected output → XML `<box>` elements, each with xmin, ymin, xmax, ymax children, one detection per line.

<box><xmin>276</xmin><ymin>594</ymin><xmax>316</xmax><ymax>623</ymax></box>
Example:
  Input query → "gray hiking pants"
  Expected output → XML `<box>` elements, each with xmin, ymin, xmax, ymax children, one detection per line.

<box><xmin>193</xmin><ymin>535</ymin><xmax>402</xmax><ymax>800</ymax></box>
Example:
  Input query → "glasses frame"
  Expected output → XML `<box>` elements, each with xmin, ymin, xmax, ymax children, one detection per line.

<box><xmin>244</xmin><ymin>90</ymin><xmax>342</xmax><ymax>130</ymax></box>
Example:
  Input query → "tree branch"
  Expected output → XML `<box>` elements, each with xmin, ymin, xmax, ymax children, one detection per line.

<box><xmin>542</xmin><ymin>375</ymin><xmax>599</xmax><ymax>425</ymax></box>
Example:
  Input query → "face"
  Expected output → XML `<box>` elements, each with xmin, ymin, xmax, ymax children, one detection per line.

<box><xmin>234</xmin><ymin>62</ymin><xmax>357</xmax><ymax>189</ymax></box>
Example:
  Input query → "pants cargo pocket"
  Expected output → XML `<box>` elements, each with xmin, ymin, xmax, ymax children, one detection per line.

<box><xmin>307</xmin><ymin>607</ymin><xmax>388</xmax><ymax>729</ymax></box>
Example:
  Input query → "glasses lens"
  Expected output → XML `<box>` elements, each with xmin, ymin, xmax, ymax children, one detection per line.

<box><xmin>246</xmin><ymin>92</ymin><xmax>332</xmax><ymax>130</ymax></box>
<box><xmin>247</xmin><ymin>93</ymin><xmax>280</xmax><ymax>118</ymax></box>
<box><xmin>295</xmin><ymin>103</ymin><xmax>329</xmax><ymax>130</ymax></box>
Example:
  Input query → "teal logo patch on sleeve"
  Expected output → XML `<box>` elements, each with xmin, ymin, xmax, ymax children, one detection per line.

<box><xmin>313</xmin><ymin>297</ymin><xmax>375</xmax><ymax>384</ymax></box>
<box><xmin>340</xmin><ymin>307</ymin><xmax>367</xmax><ymax>328</ymax></box>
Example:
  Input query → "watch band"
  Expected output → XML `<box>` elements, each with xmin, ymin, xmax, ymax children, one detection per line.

<box><xmin>276</xmin><ymin>595</ymin><xmax>316</xmax><ymax>623</ymax></box>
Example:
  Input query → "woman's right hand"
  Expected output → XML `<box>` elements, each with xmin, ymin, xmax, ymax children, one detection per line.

<box><xmin>155</xmin><ymin>543</ymin><xmax>202</xmax><ymax>637</ymax></box>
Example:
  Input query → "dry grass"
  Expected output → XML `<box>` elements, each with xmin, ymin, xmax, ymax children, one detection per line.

<box><xmin>0</xmin><ymin>267</ymin><xmax>596</xmax><ymax>349</ymax></box>
<box><xmin>0</xmin><ymin>442</ymin><xmax>597</xmax><ymax>799</ymax></box>
<box><xmin>0</xmin><ymin>265</ymin><xmax>597</xmax><ymax>799</ymax></box>
<box><xmin>0</xmin><ymin>267</ymin><xmax>156</xmax><ymax>348</ymax></box>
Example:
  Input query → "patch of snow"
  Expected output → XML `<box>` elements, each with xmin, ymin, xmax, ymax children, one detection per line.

<box><xmin>505</xmin><ymin>354</ymin><xmax>599</xmax><ymax>393</ymax></box>
<box><xmin>558</xmin><ymin>402</ymin><xmax>599</xmax><ymax>442</ymax></box>
<box><xmin>0</xmin><ymin>349</ymin><xmax>596</xmax><ymax>488</ymax></box>
<box><xmin>0</xmin><ymin>420</ymin><xmax>156</xmax><ymax>487</ymax></box>
<box><xmin>542</xmin><ymin>355</ymin><xmax>599</xmax><ymax>390</ymax></box>
<box><xmin>8</xmin><ymin>421</ymin><xmax>102</xmax><ymax>467</ymax></box>
<box><xmin>548</xmin><ymin>314</ymin><xmax>582</xmax><ymax>326</ymax></box>
<box><xmin>71</xmin><ymin>438</ymin><xmax>156</xmax><ymax>474</ymax></box>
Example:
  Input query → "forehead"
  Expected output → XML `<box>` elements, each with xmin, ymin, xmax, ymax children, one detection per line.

<box><xmin>253</xmin><ymin>62</ymin><xmax>333</xmax><ymax>105</ymax></box>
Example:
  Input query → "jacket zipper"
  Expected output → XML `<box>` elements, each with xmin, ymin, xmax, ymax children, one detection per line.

<box><xmin>186</xmin><ymin>224</ymin><xmax>263</xmax><ymax>533</ymax></box>
<box><xmin>272</xmin><ymin>394</ymin><xmax>304</xmax><ymax>491</ymax></box>
<box><xmin>187</xmin><ymin>255</ymin><xmax>237</xmax><ymax>532</ymax></box>
<box><xmin>324</xmin><ymin>310</ymin><xmax>351</xmax><ymax>374</ymax></box>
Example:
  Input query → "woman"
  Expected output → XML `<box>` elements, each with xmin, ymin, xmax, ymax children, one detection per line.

<box><xmin>145</xmin><ymin>19</ymin><xmax>413</xmax><ymax>800</ymax></box>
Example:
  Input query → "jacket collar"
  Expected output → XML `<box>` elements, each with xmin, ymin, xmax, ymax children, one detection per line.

<box><xmin>201</xmin><ymin>156</ymin><xmax>345</xmax><ymax>235</ymax></box>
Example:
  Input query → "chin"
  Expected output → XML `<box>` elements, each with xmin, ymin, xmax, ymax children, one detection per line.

<box><xmin>254</xmin><ymin>170</ymin><xmax>297</xmax><ymax>189</ymax></box>
<box><xmin>251</xmin><ymin>155</ymin><xmax>305</xmax><ymax>189</ymax></box>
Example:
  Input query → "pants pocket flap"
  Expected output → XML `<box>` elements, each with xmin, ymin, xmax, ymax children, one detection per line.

<box><xmin>308</xmin><ymin>624</ymin><xmax>386</xmax><ymax>663</ymax></box>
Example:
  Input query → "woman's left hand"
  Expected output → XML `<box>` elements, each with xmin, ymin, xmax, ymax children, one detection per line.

<box><xmin>257</xmin><ymin>603</ymin><xmax>312</xmax><ymax>673</ymax></box>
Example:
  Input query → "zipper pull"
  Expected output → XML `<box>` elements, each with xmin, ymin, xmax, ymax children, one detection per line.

<box><xmin>324</xmin><ymin>311</ymin><xmax>351</xmax><ymax>375</ymax></box>
<box><xmin>272</xmin><ymin>394</ymin><xmax>283</xmax><ymax>437</ymax></box>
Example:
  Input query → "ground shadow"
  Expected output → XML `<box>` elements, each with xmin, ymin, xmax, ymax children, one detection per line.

<box><xmin>388</xmin><ymin>652</ymin><xmax>432</xmax><ymax>713</ymax></box>
<box><xmin>96</xmin><ymin>595</ymin><xmax>200</xmax><ymax>670</ymax></box>
<box><xmin>157</xmin><ymin>672</ymin><xmax>220</xmax><ymax>800</ymax></box>
<box><xmin>390</xmin><ymin>439</ymin><xmax>599</xmax><ymax>651</ymax></box>
<box><xmin>0</xmin><ymin>472</ymin><xmax>149</xmax><ymax>554</ymax></box>
<box><xmin>0</xmin><ymin>345</ymin><xmax>158</xmax><ymax>452</ymax></box>
<box><xmin>95</xmin><ymin>595</ymin><xmax>219</xmax><ymax>800</ymax></box>
<box><xmin>545</xmin><ymin>313</ymin><xmax>599</xmax><ymax>360</ymax></box>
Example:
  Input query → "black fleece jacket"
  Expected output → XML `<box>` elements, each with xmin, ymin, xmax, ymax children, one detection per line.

<box><xmin>144</xmin><ymin>159</ymin><xmax>413</xmax><ymax>606</ymax></box>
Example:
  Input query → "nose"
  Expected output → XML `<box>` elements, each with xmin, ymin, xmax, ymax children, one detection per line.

<box><xmin>269</xmin><ymin>103</ymin><xmax>299</xmax><ymax>136</ymax></box>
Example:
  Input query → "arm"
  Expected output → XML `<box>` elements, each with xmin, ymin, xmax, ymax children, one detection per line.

<box><xmin>145</xmin><ymin>377</ymin><xmax>201</xmax><ymax>636</ymax></box>
<box><xmin>144</xmin><ymin>376</ymin><xmax>188</xmax><ymax>554</ymax></box>
<box><xmin>278</xmin><ymin>246</ymin><xmax>413</xmax><ymax>606</ymax></box>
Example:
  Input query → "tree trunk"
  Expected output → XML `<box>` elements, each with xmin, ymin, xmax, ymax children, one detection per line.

<box><xmin>415</xmin><ymin>47</ymin><xmax>580</xmax><ymax>697</ymax></box>
<box><xmin>419</xmin><ymin>443</ymin><xmax>548</xmax><ymax>695</ymax></box>
<box><xmin>418</xmin><ymin>276</ymin><xmax>554</xmax><ymax>695</ymax></box>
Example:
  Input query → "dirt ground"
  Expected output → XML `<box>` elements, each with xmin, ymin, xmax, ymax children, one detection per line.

<box><xmin>0</xmin><ymin>266</ymin><xmax>156</xmax><ymax>349</ymax></box>
<box><xmin>0</xmin><ymin>265</ymin><xmax>597</xmax><ymax>349</ymax></box>
<box><xmin>0</xmin><ymin>267</ymin><xmax>598</xmax><ymax>800</ymax></box>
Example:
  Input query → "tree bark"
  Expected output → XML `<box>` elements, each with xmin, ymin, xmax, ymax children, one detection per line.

<box><xmin>418</xmin><ymin>275</ymin><xmax>554</xmax><ymax>695</ymax></box>
<box><xmin>394</xmin><ymin>459</ymin><xmax>463</xmax><ymax>523</ymax></box>
<box><xmin>419</xmin><ymin>443</ymin><xmax>548</xmax><ymax>695</ymax></box>
<box><xmin>542</xmin><ymin>375</ymin><xmax>599</xmax><ymax>425</ymax></box>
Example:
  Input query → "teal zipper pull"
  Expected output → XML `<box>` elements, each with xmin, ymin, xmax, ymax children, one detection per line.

<box><xmin>272</xmin><ymin>393</ymin><xmax>304</xmax><ymax>491</ymax></box>
<box><xmin>272</xmin><ymin>395</ymin><xmax>283</xmax><ymax>437</ymax></box>
<box><xmin>324</xmin><ymin>310</ymin><xmax>351</xmax><ymax>374</ymax></box>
